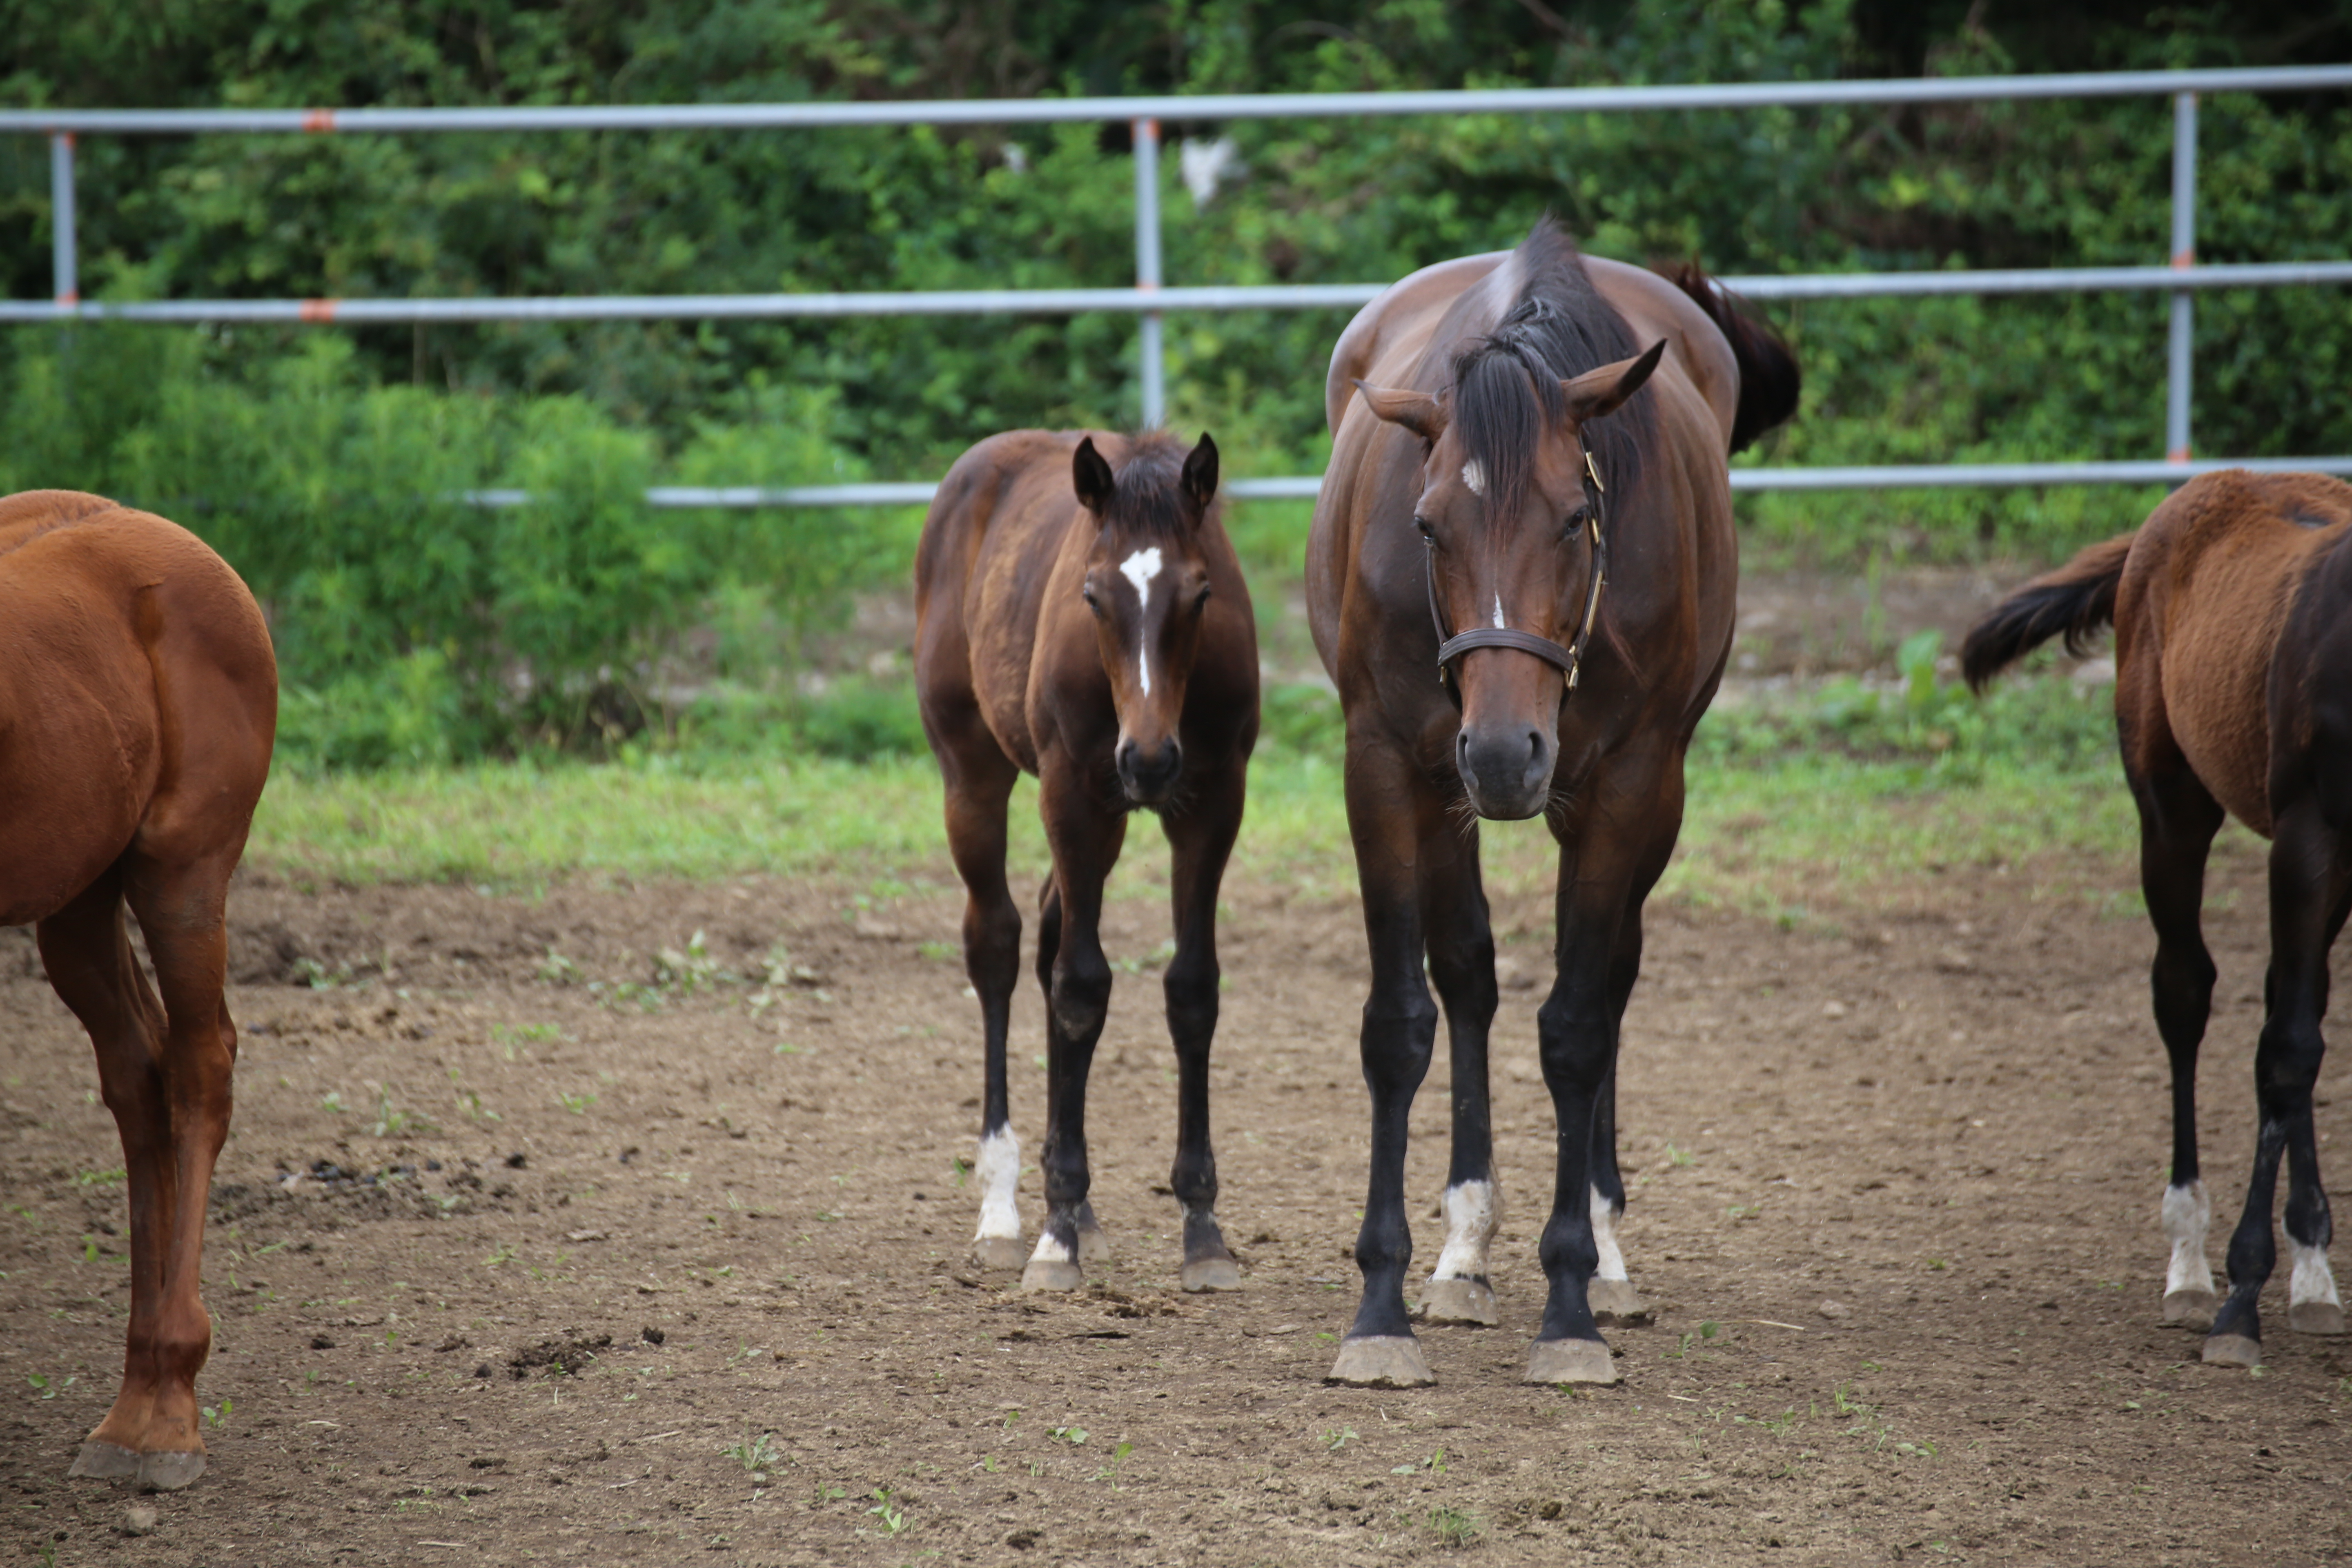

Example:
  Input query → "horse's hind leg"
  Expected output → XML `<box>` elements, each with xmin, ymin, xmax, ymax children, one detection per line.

<box><xmin>1415</xmin><ymin>817</ymin><xmax>1501</xmax><ymax>1327</ymax></box>
<box><xmin>939</xmin><ymin>738</ymin><xmax>1026</xmax><ymax>1270</ymax></box>
<box><xmin>2281</xmin><ymin>811</ymin><xmax>2350</xmax><ymax>1339</ymax></box>
<box><xmin>2129</xmin><ymin>763</ymin><xmax>2226</xmax><ymax>1328</ymax></box>
<box><xmin>1587</xmin><ymin>922</ymin><xmax>1650</xmax><ymax>1326</ymax></box>
<box><xmin>1160</xmin><ymin>757</ymin><xmax>1245</xmax><ymax>1292</ymax></box>
<box><xmin>117</xmin><ymin>848</ymin><xmax>242</xmax><ymax>1490</ymax></box>
<box><xmin>2206</xmin><ymin>798</ymin><xmax>2350</xmax><ymax>1366</ymax></box>
<box><xmin>39</xmin><ymin>866</ymin><xmax>172</xmax><ymax>1482</ymax></box>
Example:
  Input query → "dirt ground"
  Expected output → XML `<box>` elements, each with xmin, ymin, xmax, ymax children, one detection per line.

<box><xmin>4</xmin><ymin>810</ymin><xmax>2349</xmax><ymax>1567</ymax></box>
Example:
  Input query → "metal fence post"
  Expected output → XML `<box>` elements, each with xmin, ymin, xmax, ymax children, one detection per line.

<box><xmin>1133</xmin><ymin>116</ymin><xmax>1164</xmax><ymax>428</ymax></box>
<box><xmin>2167</xmin><ymin>91</ymin><xmax>2196</xmax><ymax>462</ymax></box>
<box><xmin>50</xmin><ymin>131</ymin><xmax>77</xmax><ymax>307</ymax></box>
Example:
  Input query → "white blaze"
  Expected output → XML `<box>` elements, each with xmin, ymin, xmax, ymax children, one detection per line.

<box><xmin>1430</xmin><ymin>1178</ymin><xmax>1500</xmax><ymax>1282</ymax></box>
<box><xmin>2290</xmin><ymin>1241</ymin><xmax>2342</xmax><ymax>1311</ymax></box>
<box><xmin>974</xmin><ymin>1127</ymin><xmax>1023</xmax><ymax>1245</ymax></box>
<box><xmin>1461</xmin><ymin>460</ymin><xmax>1486</xmax><ymax>497</ymax></box>
<box><xmin>1491</xmin><ymin>592</ymin><xmax>1506</xmax><ymax>630</ymax></box>
<box><xmin>2162</xmin><ymin>1180</ymin><xmax>2213</xmax><ymax>1300</ymax></box>
<box><xmin>1591</xmin><ymin>1185</ymin><xmax>1630</xmax><ymax>1283</ymax></box>
<box><xmin>1119</xmin><ymin>546</ymin><xmax>1164</xmax><ymax>697</ymax></box>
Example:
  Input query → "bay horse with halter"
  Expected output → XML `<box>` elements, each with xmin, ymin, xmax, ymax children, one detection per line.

<box><xmin>2</xmin><ymin>490</ymin><xmax>277</xmax><ymax>1487</ymax></box>
<box><xmin>1963</xmin><ymin>468</ymin><xmax>2351</xmax><ymax>1368</ymax></box>
<box><xmin>1307</xmin><ymin>220</ymin><xmax>1797</xmax><ymax>1386</ymax></box>
<box><xmin>915</xmin><ymin>430</ymin><xmax>1258</xmax><ymax>1293</ymax></box>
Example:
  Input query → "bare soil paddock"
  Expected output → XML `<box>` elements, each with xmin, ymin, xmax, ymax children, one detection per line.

<box><xmin>3</xmin><ymin>840</ymin><xmax>2348</xmax><ymax>1566</ymax></box>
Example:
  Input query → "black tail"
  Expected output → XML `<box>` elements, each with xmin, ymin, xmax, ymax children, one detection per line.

<box><xmin>1665</xmin><ymin>263</ymin><xmax>1801</xmax><ymax>454</ymax></box>
<box><xmin>1959</xmin><ymin>532</ymin><xmax>2135</xmax><ymax>692</ymax></box>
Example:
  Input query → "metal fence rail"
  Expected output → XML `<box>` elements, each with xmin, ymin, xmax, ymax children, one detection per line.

<box><xmin>11</xmin><ymin>64</ymin><xmax>2352</xmax><ymax>497</ymax></box>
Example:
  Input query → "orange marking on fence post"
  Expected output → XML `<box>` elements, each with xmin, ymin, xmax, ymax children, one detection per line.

<box><xmin>298</xmin><ymin>299</ymin><xmax>339</xmax><ymax>323</ymax></box>
<box><xmin>302</xmin><ymin>109</ymin><xmax>337</xmax><ymax>133</ymax></box>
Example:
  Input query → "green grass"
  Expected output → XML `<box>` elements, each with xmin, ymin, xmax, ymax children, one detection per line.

<box><xmin>245</xmin><ymin>669</ymin><xmax>2171</xmax><ymax>917</ymax></box>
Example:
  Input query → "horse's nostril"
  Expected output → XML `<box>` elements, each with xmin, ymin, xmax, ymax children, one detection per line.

<box><xmin>1527</xmin><ymin>731</ymin><xmax>1544</xmax><ymax>762</ymax></box>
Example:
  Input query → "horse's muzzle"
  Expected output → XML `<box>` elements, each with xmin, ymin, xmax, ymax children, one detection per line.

<box><xmin>1455</xmin><ymin>723</ymin><xmax>1554</xmax><ymax>820</ymax></box>
<box><xmin>1117</xmin><ymin>736</ymin><xmax>1184</xmax><ymax>806</ymax></box>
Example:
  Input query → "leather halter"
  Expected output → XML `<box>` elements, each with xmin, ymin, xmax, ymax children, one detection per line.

<box><xmin>1423</xmin><ymin>449</ymin><xmax>1609</xmax><ymax>710</ymax></box>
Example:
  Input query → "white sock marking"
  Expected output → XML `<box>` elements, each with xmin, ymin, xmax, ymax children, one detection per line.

<box><xmin>2161</xmin><ymin>1180</ymin><xmax>2213</xmax><ymax>1300</ymax></box>
<box><xmin>1028</xmin><ymin>1229</ymin><xmax>1074</xmax><ymax>1265</ymax></box>
<box><xmin>2290</xmin><ymin>1241</ymin><xmax>2342</xmax><ymax>1311</ymax></box>
<box><xmin>1461</xmin><ymin>460</ymin><xmax>1486</xmax><ymax>497</ymax></box>
<box><xmin>1591</xmin><ymin>1185</ymin><xmax>1629</xmax><ymax>1283</ymax></box>
<box><xmin>1119</xmin><ymin>546</ymin><xmax>1163</xmax><ymax>697</ymax></box>
<box><xmin>1430</xmin><ymin>1178</ymin><xmax>1499</xmax><ymax>1283</ymax></box>
<box><xmin>974</xmin><ymin>1127</ymin><xmax>1022</xmax><ymax>1245</ymax></box>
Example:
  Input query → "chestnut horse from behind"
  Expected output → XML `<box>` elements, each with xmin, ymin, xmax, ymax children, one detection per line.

<box><xmin>2</xmin><ymin>490</ymin><xmax>277</xmax><ymax>1487</ymax></box>
<box><xmin>1307</xmin><ymin>220</ymin><xmax>1797</xmax><ymax>1387</ymax></box>
<box><xmin>915</xmin><ymin>430</ymin><xmax>1258</xmax><ymax>1293</ymax></box>
<box><xmin>1964</xmin><ymin>469</ymin><xmax>2350</xmax><ymax>1369</ymax></box>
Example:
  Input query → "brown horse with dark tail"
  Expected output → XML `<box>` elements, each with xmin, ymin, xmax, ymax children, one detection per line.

<box><xmin>1307</xmin><ymin>220</ymin><xmax>1798</xmax><ymax>1386</ymax></box>
<box><xmin>915</xmin><ymin>430</ymin><xmax>1258</xmax><ymax>1294</ymax></box>
<box><xmin>2</xmin><ymin>490</ymin><xmax>277</xmax><ymax>1488</ymax></box>
<box><xmin>1964</xmin><ymin>468</ymin><xmax>2351</xmax><ymax>1368</ymax></box>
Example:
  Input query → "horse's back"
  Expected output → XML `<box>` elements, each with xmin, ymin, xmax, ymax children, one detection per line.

<box><xmin>0</xmin><ymin>491</ymin><xmax>275</xmax><ymax>924</ymax></box>
<box><xmin>2121</xmin><ymin>471</ymin><xmax>2352</xmax><ymax>836</ymax></box>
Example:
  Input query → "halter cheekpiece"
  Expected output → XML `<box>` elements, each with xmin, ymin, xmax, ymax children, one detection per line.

<box><xmin>1423</xmin><ymin>448</ymin><xmax>1610</xmax><ymax>709</ymax></box>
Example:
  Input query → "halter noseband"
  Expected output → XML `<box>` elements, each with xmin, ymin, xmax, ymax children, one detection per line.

<box><xmin>1423</xmin><ymin>449</ymin><xmax>1609</xmax><ymax>710</ymax></box>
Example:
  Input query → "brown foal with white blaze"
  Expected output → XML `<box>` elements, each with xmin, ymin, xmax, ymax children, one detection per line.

<box><xmin>1964</xmin><ymin>469</ymin><xmax>2352</xmax><ymax>1370</ymax></box>
<box><xmin>915</xmin><ymin>430</ymin><xmax>1258</xmax><ymax>1293</ymax></box>
<box><xmin>2</xmin><ymin>490</ymin><xmax>276</xmax><ymax>1489</ymax></box>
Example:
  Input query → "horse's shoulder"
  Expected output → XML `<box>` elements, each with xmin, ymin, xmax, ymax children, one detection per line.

<box><xmin>1585</xmin><ymin>259</ymin><xmax>1741</xmax><ymax>445</ymax></box>
<box><xmin>1324</xmin><ymin>252</ymin><xmax>1512</xmax><ymax>433</ymax></box>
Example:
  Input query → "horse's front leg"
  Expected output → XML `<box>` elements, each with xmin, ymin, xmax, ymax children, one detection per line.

<box><xmin>1528</xmin><ymin>756</ymin><xmax>1679</xmax><ymax>1384</ymax></box>
<box><xmin>1021</xmin><ymin>762</ymin><xmax>1126</xmax><ymax>1293</ymax></box>
<box><xmin>1417</xmin><ymin>814</ymin><xmax>1502</xmax><ymax>1326</ymax></box>
<box><xmin>2208</xmin><ymin>798</ymin><xmax>2350</xmax><ymax>1362</ymax></box>
<box><xmin>1160</xmin><ymin>756</ymin><xmax>1246</xmax><ymax>1292</ymax></box>
<box><xmin>1328</xmin><ymin>744</ymin><xmax>1444</xmax><ymax>1387</ymax></box>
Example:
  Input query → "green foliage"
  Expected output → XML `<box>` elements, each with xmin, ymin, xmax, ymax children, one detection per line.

<box><xmin>0</xmin><ymin>330</ymin><xmax>882</xmax><ymax>763</ymax></box>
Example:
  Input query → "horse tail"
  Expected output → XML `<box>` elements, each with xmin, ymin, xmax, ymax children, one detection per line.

<box><xmin>1959</xmin><ymin>531</ymin><xmax>2135</xmax><ymax>692</ymax></box>
<box><xmin>1664</xmin><ymin>263</ymin><xmax>1801</xmax><ymax>454</ymax></box>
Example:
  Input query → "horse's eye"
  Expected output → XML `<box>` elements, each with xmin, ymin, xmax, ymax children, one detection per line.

<box><xmin>1563</xmin><ymin>506</ymin><xmax>1590</xmax><ymax>535</ymax></box>
<box><xmin>1194</xmin><ymin>585</ymin><xmax>1212</xmax><ymax>610</ymax></box>
<box><xmin>1413</xmin><ymin>517</ymin><xmax>1434</xmax><ymax>541</ymax></box>
<box><xmin>1081</xmin><ymin>585</ymin><xmax>1102</xmax><ymax>614</ymax></box>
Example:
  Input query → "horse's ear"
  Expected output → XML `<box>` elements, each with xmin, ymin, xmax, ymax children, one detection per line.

<box><xmin>1180</xmin><ymin>432</ymin><xmax>1219</xmax><ymax>516</ymax></box>
<box><xmin>1560</xmin><ymin>339</ymin><xmax>1668</xmax><ymax>424</ymax></box>
<box><xmin>1352</xmin><ymin>380</ymin><xmax>1448</xmax><ymax>442</ymax></box>
<box><xmin>1072</xmin><ymin>436</ymin><xmax>1116</xmax><ymax>515</ymax></box>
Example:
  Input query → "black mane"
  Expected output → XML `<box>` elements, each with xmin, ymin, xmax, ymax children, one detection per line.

<box><xmin>1450</xmin><ymin>219</ymin><xmax>1656</xmax><ymax>521</ymax></box>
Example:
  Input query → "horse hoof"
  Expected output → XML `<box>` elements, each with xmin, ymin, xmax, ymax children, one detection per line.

<box><xmin>971</xmin><ymin>1236</ymin><xmax>1028</xmax><ymax>1271</ymax></box>
<box><xmin>2201</xmin><ymin>1332</ymin><xmax>2262</xmax><ymax>1369</ymax></box>
<box><xmin>69</xmin><ymin>1442</ymin><xmax>140</xmax><ymax>1481</ymax></box>
<box><xmin>2289</xmin><ymin>1300</ymin><xmax>2347</xmax><ymax>1336</ymax></box>
<box><xmin>1019</xmin><ymin>1258</ymin><xmax>1084</xmax><ymax>1293</ymax></box>
<box><xmin>2162</xmin><ymin>1286</ymin><xmax>2218</xmax><ymax>1329</ymax></box>
<box><xmin>136</xmin><ymin>1450</ymin><xmax>206</xmax><ymax>1492</ymax></box>
<box><xmin>1076</xmin><ymin>1224</ymin><xmax>1112</xmax><ymax>1265</ymax></box>
<box><xmin>1325</xmin><ymin>1336</ymin><xmax>1435</xmax><ymax>1388</ymax></box>
<box><xmin>1180</xmin><ymin>1256</ymin><xmax>1241</xmax><ymax>1293</ymax></box>
<box><xmin>1414</xmin><ymin>1277</ymin><xmax>1498</xmax><ymax>1326</ymax></box>
<box><xmin>1588</xmin><ymin>1278</ymin><xmax>1649</xmax><ymax>1326</ymax></box>
<box><xmin>1525</xmin><ymin>1336</ymin><xmax>1617</xmax><ymax>1385</ymax></box>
